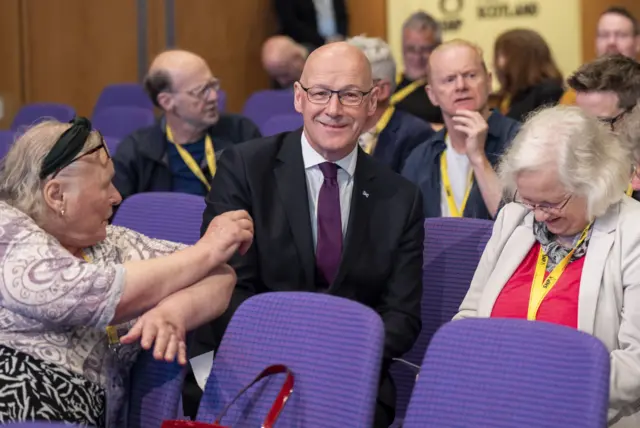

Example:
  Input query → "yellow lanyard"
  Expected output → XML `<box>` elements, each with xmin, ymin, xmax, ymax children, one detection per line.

<box><xmin>499</xmin><ymin>95</ymin><xmax>511</xmax><ymax>114</ymax></box>
<box><xmin>527</xmin><ymin>223</ymin><xmax>592</xmax><ymax>320</ymax></box>
<box><xmin>81</xmin><ymin>250</ymin><xmax>120</xmax><ymax>345</ymax></box>
<box><xmin>390</xmin><ymin>72</ymin><xmax>427</xmax><ymax>106</ymax></box>
<box><xmin>166</xmin><ymin>125</ymin><xmax>216</xmax><ymax>191</ymax></box>
<box><xmin>440</xmin><ymin>142</ymin><xmax>474</xmax><ymax>217</ymax></box>
<box><xmin>626</xmin><ymin>184</ymin><xmax>633</xmax><ymax>196</ymax></box>
<box><xmin>363</xmin><ymin>106</ymin><xmax>395</xmax><ymax>155</ymax></box>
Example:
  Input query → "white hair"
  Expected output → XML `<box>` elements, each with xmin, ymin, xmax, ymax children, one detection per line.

<box><xmin>498</xmin><ymin>105</ymin><xmax>632</xmax><ymax>219</ymax></box>
<box><xmin>402</xmin><ymin>10</ymin><xmax>442</xmax><ymax>44</ymax></box>
<box><xmin>0</xmin><ymin>120</ymin><xmax>103</xmax><ymax>222</ymax></box>
<box><xmin>346</xmin><ymin>35</ymin><xmax>398</xmax><ymax>92</ymax></box>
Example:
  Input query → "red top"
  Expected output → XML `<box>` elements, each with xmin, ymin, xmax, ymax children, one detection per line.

<box><xmin>490</xmin><ymin>242</ymin><xmax>585</xmax><ymax>329</ymax></box>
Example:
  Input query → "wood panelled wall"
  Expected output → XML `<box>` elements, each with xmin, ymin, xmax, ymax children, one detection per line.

<box><xmin>1</xmin><ymin>0</ymin><xmax>637</xmax><ymax>129</ymax></box>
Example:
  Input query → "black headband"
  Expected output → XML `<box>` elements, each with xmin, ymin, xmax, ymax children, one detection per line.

<box><xmin>39</xmin><ymin>116</ymin><xmax>93</xmax><ymax>179</ymax></box>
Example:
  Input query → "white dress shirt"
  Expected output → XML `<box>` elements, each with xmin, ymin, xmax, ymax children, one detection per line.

<box><xmin>440</xmin><ymin>135</ymin><xmax>471</xmax><ymax>217</ymax></box>
<box><xmin>301</xmin><ymin>132</ymin><xmax>357</xmax><ymax>250</ymax></box>
<box><xmin>312</xmin><ymin>0</ymin><xmax>338</xmax><ymax>39</ymax></box>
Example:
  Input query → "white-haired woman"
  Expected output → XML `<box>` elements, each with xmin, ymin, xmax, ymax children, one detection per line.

<box><xmin>454</xmin><ymin>105</ymin><xmax>640</xmax><ymax>427</ymax></box>
<box><xmin>0</xmin><ymin>118</ymin><xmax>253</xmax><ymax>427</ymax></box>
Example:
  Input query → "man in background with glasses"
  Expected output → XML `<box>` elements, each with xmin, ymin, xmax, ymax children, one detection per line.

<box><xmin>186</xmin><ymin>42</ymin><xmax>424</xmax><ymax>428</ymax></box>
<box><xmin>346</xmin><ymin>35</ymin><xmax>434</xmax><ymax>173</ymax></box>
<box><xmin>393</xmin><ymin>11</ymin><xmax>444</xmax><ymax>126</ymax></box>
<box><xmin>568</xmin><ymin>54</ymin><xmax>640</xmax><ymax>132</ymax></box>
<box><xmin>568</xmin><ymin>54</ymin><xmax>640</xmax><ymax>201</ymax></box>
<box><xmin>112</xmin><ymin>50</ymin><xmax>261</xmax><ymax>202</ymax></box>
<box><xmin>560</xmin><ymin>6</ymin><xmax>640</xmax><ymax>105</ymax></box>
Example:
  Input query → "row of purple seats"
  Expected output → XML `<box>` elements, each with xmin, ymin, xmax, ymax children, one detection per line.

<box><xmin>0</xmin><ymin>130</ymin><xmax>121</xmax><ymax>160</ymax></box>
<box><xmin>9</xmin><ymin>103</ymin><xmax>153</xmax><ymax>141</ymax></box>
<box><xmin>92</xmin><ymin>83</ymin><xmax>227</xmax><ymax>115</ymax></box>
<box><xmin>108</xmin><ymin>194</ymin><xmax>610</xmax><ymax>428</ymax></box>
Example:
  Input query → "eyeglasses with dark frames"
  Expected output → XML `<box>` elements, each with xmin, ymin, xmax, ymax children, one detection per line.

<box><xmin>49</xmin><ymin>136</ymin><xmax>111</xmax><ymax>179</ymax></box>
<box><xmin>598</xmin><ymin>107</ymin><xmax>631</xmax><ymax>131</ymax></box>
<box><xmin>513</xmin><ymin>190</ymin><xmax>572</xmax><ymax>214</ymax></box>
<box><xmin>298</xmin><ymin>83</ymin><xmax>373</xmax><ymax>106</ymax></box>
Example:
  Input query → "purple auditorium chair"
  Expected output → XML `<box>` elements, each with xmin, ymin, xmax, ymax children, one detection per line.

<box><xmin>0</xmin><ymin>130</ymin><xmax>16</xmax><ymax>159</ymax></box>
<box><xmin>11</xmin><ymin>103</ymin><xmax>76</xmax><ymax>132</ymax></box>
<box><xmin>92</xmin><ymin>106</ymin><xmax>155</xmax><ymax>140</ymax></box>
<box><xmin>197</xmin><ymin>292</ymin><xmax>384</xmax><ymax>428</ymax></box>
<box><xmin>260</xmin><ymin>113</ymin><xmax>304</xmax><ymax>136</ymax></box>
<box><xmin>128</xmin><ymin>349</ymin><xmax>188</xmax><ymax>428</ymax></box>
<box><xmin>216</xmin><ymin>89</ymin><xmax>227</xmax><ymax>113</ymax></box>
<box><xmin>390</xmin><ymin>217</ymin><xmax>493</xmax><ymax>426</ymax></box>
<box><xmin>241</xmin><ymin>89</ymin><xmax>296</xmax><ymax>130</ymax></box>
<box><xmin>111</xmin><ymin>192</ymin><xmax>205</xmax><ymax>245</ymax></box>
<box><xmin>403</xmin><ymin>318</ymin><xmax>610</xmax><ymax>428</ymax></box>
<box><xmin>103</xmin><ymin>136</ymin><xmax>121</xmax><ymax>155</ymax></box>
<box><xmin>93</xmin><ymin>83</ymin><xmax>154</xmax><ymax>116</ymax></box>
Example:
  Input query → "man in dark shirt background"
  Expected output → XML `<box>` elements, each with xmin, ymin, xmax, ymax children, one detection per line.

<box><xmin>112</xmin><ymin>50</ymin><xmax>261</xmax><ymax>200</ymax></box>
<box><xmin>393</xmin><ymin>11</ymin><xmax>443</xmax><ymax>126</ymax></box>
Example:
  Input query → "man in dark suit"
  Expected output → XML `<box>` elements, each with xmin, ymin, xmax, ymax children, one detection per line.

<box><xmin>347</xmin><ymin>35</ymin><xmax>434</xmax><ymax>173</ymax></box>
<box><xmin>186</xmin><ymin>42</ymin><xmax>424</xmax><ymax>428</ymax></box>
<box><xmin>274</xmin><ymin>0</ymin><xmax>348</xmax><ymax>49</ymax></box>
<box><xmin>112</xmin><ymin>50</ymin><xmax>261</xmax><ymax>201</ymax></box>
<box><xmin>402</xmin><ymin>40</ymin><xmax>520</xmax><ymax>220</ymax></box>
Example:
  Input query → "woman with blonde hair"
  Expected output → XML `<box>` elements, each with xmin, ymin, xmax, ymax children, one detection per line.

<box><xmin>455</xmin><ymin>105</ymin><xmax>640</xmax><ymax>427</ymax></box>
<box><xmin>0</xmin><ymin>117</ymin><xmax>253</xmax><ymax>427</ymax></box>
<box><xmin>493</xmin><ymin>29</ymin><xmax>564</xmax><ymax>121</ymax></box>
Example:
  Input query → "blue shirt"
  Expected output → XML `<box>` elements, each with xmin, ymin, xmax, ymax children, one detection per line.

<box><xmin>166</xmin><ymin>139</ymin><xmax>208</xmax><ymax>196</ymax></box>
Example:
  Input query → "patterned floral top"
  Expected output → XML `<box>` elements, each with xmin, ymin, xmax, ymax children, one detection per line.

<box><xmin>0</xmin><ymin>201</ymin><xmax>186</xmax><ymax>426</ymax></box>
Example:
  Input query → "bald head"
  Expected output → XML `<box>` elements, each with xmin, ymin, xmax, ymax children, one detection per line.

<box><xmin>261</xmin><ymin>36</ymin><xmax>308</xmax><ymax>87</ymax></box>
<box><xmin>300</xmin><ymin>42</ymin><xmax>373</xmax><ymax>87</ymax></box>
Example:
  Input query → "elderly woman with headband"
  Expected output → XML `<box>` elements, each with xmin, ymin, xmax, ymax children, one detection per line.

<box><xmin>0</xmin><ymin>117</ymin><xmax>253</xmax><ymax>427</ymax></box>
<box><xmin>455</xmin><ymin>106</ymin><xmax>640</xmax><ymax>427</ymax></box>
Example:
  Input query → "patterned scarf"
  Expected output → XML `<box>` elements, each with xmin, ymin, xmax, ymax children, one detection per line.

<box><xmin>533</xmin><ymin>220</ymin><xmax>592</xmax><ymax>272</ymax></box>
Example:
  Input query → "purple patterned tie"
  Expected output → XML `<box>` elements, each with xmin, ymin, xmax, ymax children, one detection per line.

<box><xmin>316</xmin><ymin>162</ymin><xmax>343</xmax><ymax>286</ymax></box>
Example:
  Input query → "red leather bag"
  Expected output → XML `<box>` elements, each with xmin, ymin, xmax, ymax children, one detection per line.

<box><xmin>161</xmin><ymin>364</ymin><xmax>294</xmax><ymax>428</ymax></box>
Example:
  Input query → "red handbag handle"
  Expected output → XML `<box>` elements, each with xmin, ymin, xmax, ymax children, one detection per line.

<box><xmin>214</xmin><ymin>364</ymin><xmax>294</xmax><ymax>428</ymax></box>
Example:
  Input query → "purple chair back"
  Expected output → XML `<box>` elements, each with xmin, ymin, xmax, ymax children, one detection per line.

<box><xmin>403</xmin><ymin>318</ymin><xmax>610</xmax><ymax>427</ymax></box>
<box><xmin>0</xmin><ymin>130</ymin><xmax>16</xmax><ymax>159</ymax></box>
<box><xmin>260</xmin><ymin>113</ymin><xmax>303</xmax><ymax>136</ymax></box>
<box><xmin>241</xmin><ymin>89</ymin><xmax>296</xmax><ymax>129</ymax></box>
<box><xmin>197</xmin><ymin>292</ymin><xmax>384</xmax><ymax>427</ymax></box>
<box><xmin>93</xmin><ymin>107</ymin><xmax>155</xmax><ymax>139</ymax></box>
<box><xmin>11</xmin><ymin>103</ymin><xmax>76</xmax><ymax>132</ymax></box>
<box><xmin>111</xmin><ymin>192</ymin><xmax>205</xmax><ymax>245</ymax></box>
<box><xmin>217</xmin><ymin>89</ymin><xmax>227</xmax><ymax>113</ymax></box>
<box><xmin>128</xmin><ymin>349</ymin><xmax>187</xmax><ymax>428</ymax></box>
<box><xmin>390</xmin><ymin>217</ymin><xmax>493</xmax><ymax>424</ymax></box>
<box><xmin>93</xmin><ymin>83</ymin><xmax>154</xmax><ymax>116</ymax></box>
<box><xmin>104</xmin><ymin>136</ymin><xmax>121</xmax><ymax>155</ymax></box>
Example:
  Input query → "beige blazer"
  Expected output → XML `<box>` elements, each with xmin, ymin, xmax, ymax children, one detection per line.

<box><xmin>454</xmin><ymin>198</ymin><xmax>640</xmax><ymax>427</ymax></box>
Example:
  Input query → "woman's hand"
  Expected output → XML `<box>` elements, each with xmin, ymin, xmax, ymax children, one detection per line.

<box><xmin>199</xmin><ymin>210</ymin><xmax>254</xmax><ymax>265</ymax></box>
<box><xmin>120</xmin><ymin>305</ymin><xmax>188</xmax><ymax>365</ymax></box>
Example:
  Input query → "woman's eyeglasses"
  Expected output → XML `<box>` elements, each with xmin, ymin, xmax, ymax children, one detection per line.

<box><xmin>512</xmin><ymin>190</ymin><xmax>572</xmax><ymax>214</ymax></box>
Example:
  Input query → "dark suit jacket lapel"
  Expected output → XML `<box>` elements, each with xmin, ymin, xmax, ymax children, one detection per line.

<box><xmin>331</xmin><ymin>148</ymin><xmax>375</xmax><ymax>291</ymax></box>
<box><xmin>273</xmin><ymin>130</ymin><xmax>316</xmax><ymax>290</ymax></box>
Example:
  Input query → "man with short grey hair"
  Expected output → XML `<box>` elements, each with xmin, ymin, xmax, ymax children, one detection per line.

<box><xmin>347</xmin><ymin>35</ymin><xmax>434</xmax><ymax>172</ymax></box>
<box><xmin>393</xmin><ymin>10</ymin><xmax>444</xmax><ymax>125</ymax></box>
